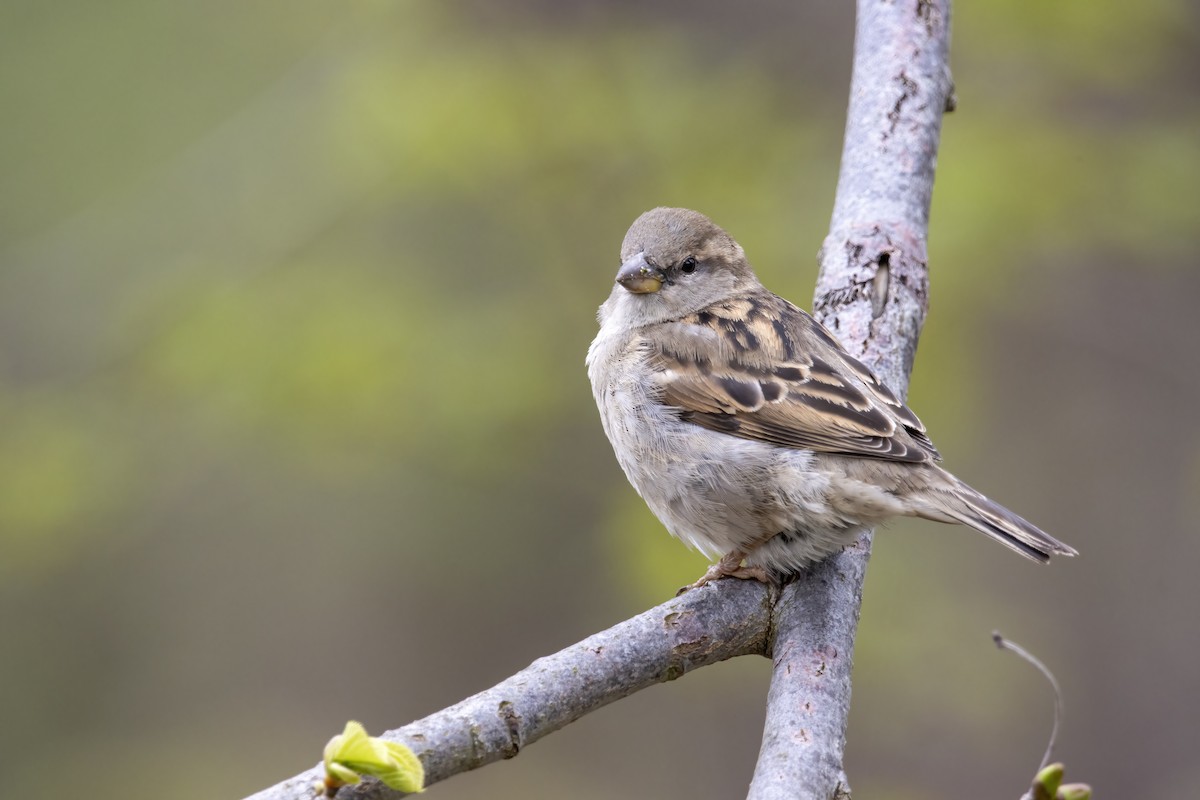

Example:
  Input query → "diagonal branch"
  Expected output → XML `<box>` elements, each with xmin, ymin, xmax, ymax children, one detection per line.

<box><xmin>245</xmin><ymin>580</ymin><xmax>771</xmax><ymax>800</ymax></box>
<box><xmin>747</xmin><ymin>1</ymin><xmax>953</xmax><ymax>797</ymax></box>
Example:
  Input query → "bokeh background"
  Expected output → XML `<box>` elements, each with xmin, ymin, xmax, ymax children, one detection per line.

<box><xmin>3</xmin><ymin>1</ymin><xmax>1199</xmax><ymax>798</ymax></box>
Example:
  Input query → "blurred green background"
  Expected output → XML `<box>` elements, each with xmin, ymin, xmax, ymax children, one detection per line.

<box><xmin>2</xmin><ymin>1</ymin><xmax>1198</xmax><ymax>798</ymax></box>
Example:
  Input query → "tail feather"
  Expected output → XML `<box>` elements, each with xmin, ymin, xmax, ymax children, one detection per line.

<box><xmin>915</xmin><ymin>472</ymin><xmax>1078</xmax><ymax>563</ymax></box>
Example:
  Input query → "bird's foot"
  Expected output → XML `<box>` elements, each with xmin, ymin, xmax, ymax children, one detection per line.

<box><xmin>677</xmin><ymin>551</ymin><xmax>773</xmax><ymax>595</ymax></box>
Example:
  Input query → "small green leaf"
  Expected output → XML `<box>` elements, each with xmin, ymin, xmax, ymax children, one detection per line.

<box><xmin>1032</xmin><ymin>762</ymin><xmax>1064</xmax><ymax>800</ymax></box>
<box><xmin>1057</xmin><ymin>783</ymin><xmax>1093</xmax><ymax>800</ymax></box>
<box><xmin>323</xmin><ymin>721</ymin><xmax>425</xmax><ymax>794</ymax></box>
<box><xmin>325</xmin><ymin>762</ymin><xmax>362</xmax><ymax>787</ymax></box>
<box><xmin>325</xmin><ymin>721</ymin><xmax>374</xmax><ymax>768</ymax></box>
<box><xmin>374</xmin><ymin>741</ymin><xmax>426</xmax><ymax>794</ymax></box>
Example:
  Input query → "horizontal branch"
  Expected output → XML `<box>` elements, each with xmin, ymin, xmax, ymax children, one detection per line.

<box><xmin>246</xmin><ymin>579</ymin><xmax>772</xmax><ymax>800</ymax></box>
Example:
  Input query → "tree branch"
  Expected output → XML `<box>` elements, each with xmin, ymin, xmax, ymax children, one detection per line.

<box><xmin>246</xmin><ymin>580</ymin><xmax>772</xmax><ymax>800</ymax></box>
<box><xmin>747</xmin><ymin>1</ymin><xmax>952</xmax><ymax>797</ymax></box>
<box><xmin>244</xmin><ymin>3</ymin><xmax>953</xmax><ymax>798</ymax></box>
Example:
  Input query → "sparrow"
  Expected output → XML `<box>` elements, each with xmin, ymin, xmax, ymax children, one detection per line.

<box><xmin>586</xmin><ymin>207</ymin><xmax>1076</xmax><ymax>588</ymax></box>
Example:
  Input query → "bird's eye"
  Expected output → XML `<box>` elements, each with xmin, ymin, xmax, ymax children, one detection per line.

<box><xmin>680</xmin><ymin>257</ymin><xmax>698</xmax><ymax>274</ymax></box>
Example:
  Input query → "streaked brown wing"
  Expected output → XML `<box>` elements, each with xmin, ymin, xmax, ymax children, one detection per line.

<box><xmin>654</xmin><ymin>292</ymin><xmax>940</xmax><ymax>464</ymax></box>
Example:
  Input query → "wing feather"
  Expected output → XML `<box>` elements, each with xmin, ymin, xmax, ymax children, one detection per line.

<box><xmin>653</xmin><ymin>292</ymin><xmax>941</xmax><ymax>464</ymax></box>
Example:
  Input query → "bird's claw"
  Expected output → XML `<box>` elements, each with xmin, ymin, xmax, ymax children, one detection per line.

<box><xmin>677</xmin><ymin>555</ymin><xmax>773</xmax><ymax>595</ymax></box>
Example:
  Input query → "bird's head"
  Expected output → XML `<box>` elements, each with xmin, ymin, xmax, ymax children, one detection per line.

<box><xmin>601</xmin><ymin>207</ymin><xmax>757</xmax><ymax>328</ymax></box>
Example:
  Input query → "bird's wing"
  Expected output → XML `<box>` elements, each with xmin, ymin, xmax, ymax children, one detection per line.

<box><xmin>651</xmin><ymin>292</ymin><xmax>941</xmax><ymax>464</ymax></box>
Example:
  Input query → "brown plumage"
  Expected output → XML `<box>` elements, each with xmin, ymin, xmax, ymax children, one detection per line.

<box><xmin>586</xmin><ymin>207</ymin><xmax>1076</xmax><ymax>587</ymax></box>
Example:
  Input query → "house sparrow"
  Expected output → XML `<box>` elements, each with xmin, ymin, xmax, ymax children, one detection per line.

<box><xmin>587</xmin><ymin>207</ymin><xmax>1076</xmax><ymax>588</ymax></box>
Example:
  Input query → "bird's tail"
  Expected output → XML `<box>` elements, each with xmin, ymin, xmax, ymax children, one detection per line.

<box><xmin>914</xmin><ymin>469</ymin><xmax>1078</xmax><ymax>563</ymax></box>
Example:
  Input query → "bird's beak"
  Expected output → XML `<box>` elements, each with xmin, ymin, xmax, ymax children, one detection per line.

<box><xmin>615</xmin><ymin>252</ymin><xmax>664</xmax><ymax>294</ymax></box>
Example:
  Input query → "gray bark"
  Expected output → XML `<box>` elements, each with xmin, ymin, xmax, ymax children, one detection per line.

<box><xmin>243</xmin><ymin>1</ymin><xmax>952</xmax><ymax>798</ymax></box>
<box><xmin>747</xmin><ymin>2</ymin><xmax>952</xmax><ymax>797</ymax></box>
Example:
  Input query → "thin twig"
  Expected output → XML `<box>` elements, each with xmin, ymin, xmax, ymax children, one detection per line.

<box><xmin>992</xmin><ymin>630</ymin><xmax>1063</xmax><ymax>774</ymax></box>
